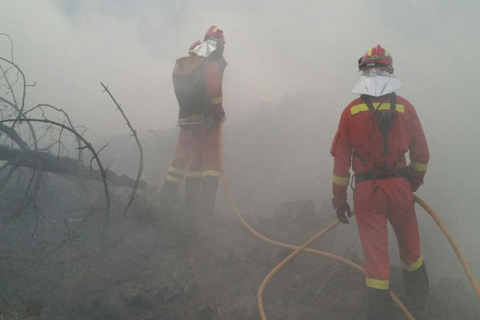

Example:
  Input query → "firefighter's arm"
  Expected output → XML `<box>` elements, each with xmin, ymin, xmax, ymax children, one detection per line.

<box><xmin>204</xmin><ymin>61</ymin><xmax>225</xmax><ymax>123</ymax></box>
<box><xmin>331</xmin><ymin>109</ymin><xmax>352</xmax><ymax>209</ymax></box>
<box><xmin>408</xmin><ymin>106</ymin><xmax>429</xmax><ymax>192</ymax></box>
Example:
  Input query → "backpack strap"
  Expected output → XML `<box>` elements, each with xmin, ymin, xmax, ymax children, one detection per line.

<box><xmin>362</xmin><ymin>93</ymin><xmax>397</xmax><ymax>112</ymax></box>
<box><xmin>390</xmin><ymin>92</ymin><xmax>397</xmax><ymax>111</ymax></box>
<box><xmin>361</xmin><ymin>94</ymin><xmax>375</xmax><ymax>112</ymax></box>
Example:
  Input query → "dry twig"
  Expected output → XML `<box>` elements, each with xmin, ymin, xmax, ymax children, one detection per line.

<box><xmin>100</xmin><ymin>82</ymin><xmax>144</xmax><ymax>217</ymax></box>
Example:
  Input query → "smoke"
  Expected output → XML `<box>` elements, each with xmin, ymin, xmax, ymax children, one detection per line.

<box><xmin>2</xmin><ymin>0</ymin><xmax>480</xmax><ymax>286</ymax></box>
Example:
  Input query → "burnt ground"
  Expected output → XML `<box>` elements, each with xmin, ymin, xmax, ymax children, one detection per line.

<box><xmin>0</xmin><ymin>198</ymin><xmax>479</xmax><ymax>320</ymax></box>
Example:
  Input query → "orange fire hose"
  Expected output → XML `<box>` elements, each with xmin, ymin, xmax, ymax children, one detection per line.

<box><xmin>414</xmin><ymin>195</ymin><xmax>480</xmax><ymax>301</ymax></box>
<box><xmin>218</xmin><ymin>124</ymin><xmax>479</xmax><ymax>319</ymax></box>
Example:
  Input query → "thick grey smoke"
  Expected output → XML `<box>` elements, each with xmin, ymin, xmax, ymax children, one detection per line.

<box><xmin>2</xmin><ymin>0</ymin><xmax>480</xmax><ymax>286</ymax></box>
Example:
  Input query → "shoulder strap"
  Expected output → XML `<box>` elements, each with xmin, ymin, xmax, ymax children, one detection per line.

<box><xmin>360</xmin><ymin>94</ymin><xmax>375</xmax><ymax>112</ymax></box>
<box><xmin>390</xmin><ymin>92</ymin><xmax>397</xmax><ymax>110</ymax></box>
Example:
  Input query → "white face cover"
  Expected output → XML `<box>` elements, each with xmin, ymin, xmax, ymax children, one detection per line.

<box><xmin>352</xmin><ymin>68</ymin><xmax>401</xmax><ymax>97</ymax></box>
<box><xmin>192</xmin><ymin>39</ymin><xmax>219</xmax><ymax>58</ymax></box>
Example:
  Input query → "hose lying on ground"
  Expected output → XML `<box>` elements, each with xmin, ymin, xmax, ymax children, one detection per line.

<box><xmin>218</xmin><ymin>124</ymin><xmax>479</xmax><ymax>319</ymax></box>
<box><xmin>414</xmin><ymin>195</ymin><xmax>480</xmax><ymax>301</ymax></box>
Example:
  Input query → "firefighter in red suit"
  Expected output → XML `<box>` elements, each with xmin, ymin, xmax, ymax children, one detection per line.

<box><xmin>161</xmin><ymin>26</ymin><xmax>227</xmax><ymax>228</ymax></box>
<box><xmin>330</xmin><ymin>45</ymin><xmax>430</xmax><ymax>319</ymax></box>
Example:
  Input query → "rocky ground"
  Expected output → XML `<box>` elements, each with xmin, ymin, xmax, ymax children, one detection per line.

<box><xmin>0</xmin><ymin>197</ymin><xmax>479</xmax><ymax>320</ymax></box>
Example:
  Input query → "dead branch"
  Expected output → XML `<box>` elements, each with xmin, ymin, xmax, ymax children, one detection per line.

<box><xmin>0</xmin><ymin>57</ymin><xmax>38</xmax><ymax>151</ymax></box>
<box><xmin>0</xmin><ymin>57</ymin><xmax>28</xmax><ymax>127</ymax></box>
<box><xmin>24</xmin><ymin>104</ymin><xmax>83</xmax><ymax>160</ymax></box>
<box><xmin>0</xmin><ymin>119</ymin><xmax>111</xmax><ymax>236</ymax></box>
<box><xmin>0</xmin><ymin>145</ymin><xmax>145</xmax><ymax>189</ymax></box>
<box><xmin>6</xmin><ymin>168</ymin><xmax>42</xmax><ymax>222</ymax></box>
<box><xmin>0</xmin><ymin>33</ymin><xmax>15</xmax><ymax>63</ymax></box>
<box><xmin>100</xmin><ymin>82</ymin><xmax>144</xmax><ymax>217</ymax></box>
<box><xmin>0</xmin><ymin>97</ymin><xmax>38</xmax><ymax>151</ymax></box>
<box><xmin>0</xmin><ymin>122</ymin><xmax>28</xmax><ymax>150</ymax></box>
<box><xmin>0</xmin><ymin>165</ymin><xmax>18</xmax><ymax>193</ymax></box>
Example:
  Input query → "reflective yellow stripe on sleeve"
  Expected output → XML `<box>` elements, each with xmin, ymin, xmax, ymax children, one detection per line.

<box><xmin>332</xmin><ymin>175</ymin><xmax>350</xmax><ymax>186</ymax></box>
<box><xmin>211</xmin><ymin>97</ymin><xmax>222</xmax><ymax>105</ymax></box>
<box><xmin>366</xmin><ymin>278</ymin><xmax>390</xmax><ymax>290</ymax></box>
<box><xmin>401</xmin><ymin>255</ymin><xmax>424</xmax><ymax>272</ymax></box>
<box><xmin>410</xmin><ymin>161</ymin><xmax>428</xmax><ymax>172</ymax></box>
<box><xmin>350</xmin><ymin>103</ymin><xmax>405</xmax><ymax>115</ymax></box>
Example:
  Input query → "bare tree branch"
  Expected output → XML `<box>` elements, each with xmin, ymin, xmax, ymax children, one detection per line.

<box><xmin>0</xmin><ymin>96</ymin><xmax>38</xmax><ymax>151</ymax></box>
<box><xmin>0</xmin><ymin>33</ymin><xmax>15</xmax><ymax>62</ymax></box>
<box><xmin>0</xmin><ymin>118</ymin><xmax>110</xmax><ymax>237</ymax></box>
<box><xmin>100</xmin><ymin>82</ymin><xmax>144</xmax><ymax>217</ymax></box>
<box><xmin>0</xmin><ymin>57</ymin><xmax>28</xmax><ymax>127</ymax></box>
<box><xmin>0</xmin><ymin>164</ymin><xmax>18</xmax><ymax>193</ymax></box>
<box><xmin>0</xmin><ymin>122</ymin><xmax>29</xmax><ymax>150</ymax></box>
<box><xmin>24</xmin><ymin>104</ymin><xmax>83</xmax><ymax>160</ymax></box>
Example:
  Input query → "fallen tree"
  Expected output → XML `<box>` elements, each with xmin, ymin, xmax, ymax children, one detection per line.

<box><xmin>0</xmin><ymin>145</ymin><xmax>146</xmax><ymax>189</ymax></box>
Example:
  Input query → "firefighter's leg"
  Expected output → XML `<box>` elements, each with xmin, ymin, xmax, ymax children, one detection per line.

<box><xmin>199</xmin><ymin>124</ymin><xmax>221</xmax><ymax>218</ymax></box>
<box><xmin>387</xmin><ymin>178</ymin><xmax>429</xmax><ymax>316</ymax></box>
<box><xmin>354</xmin><ymin>180</ymin><xmax>392</xmax><ymax>319</ymax></box>
<box><xmin>184</xmin><ymin>126</ymin><xmax>205</xmax><ymax>229</ymax></box>
<box><xmin>160</xmin><ymin>129</ymin><xmax>192</xmax><ymax>210</ymax></box>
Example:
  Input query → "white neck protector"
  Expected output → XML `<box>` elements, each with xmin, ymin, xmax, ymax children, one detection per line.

<box><xmin>352</xmin><ymin>68</ymin><xmax>401</xmax><ymax>97</ymax></box>
<box><xmin>192</xmin><ymin>39</ymin><xmax>219</xmax><ymax>58</ymax></box>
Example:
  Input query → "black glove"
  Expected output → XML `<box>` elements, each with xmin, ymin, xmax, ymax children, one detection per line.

<box><xmin>204</xmin><ymin>113</ymin><xmax>215</xmax><ymax>131</ymax></box>
<box><xmin>336</xmin><ymin>203</ymin><xmax>352</xmax><ymax>224</ymax></box>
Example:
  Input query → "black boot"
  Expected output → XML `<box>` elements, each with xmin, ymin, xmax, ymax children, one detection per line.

<box><xmin>199</xmin><ymin>176</ymin><xmax>219</xmax><ymax>219</ymax></box>
<box><xmin>403</xmin><ymin>262</ymin><xmax>429</xmax><ymax>318</ymax></box>
<box><xmin>366</xmin><ymin>287</ymin><xmax>394</xmax><ymax>320</ymax></box>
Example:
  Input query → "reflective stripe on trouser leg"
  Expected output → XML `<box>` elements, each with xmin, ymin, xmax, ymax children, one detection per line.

<box><xmin>401</xmin><ymin>254</ymin><xmax>424</xmax><ymax>272</ymax></box>
<box><xmin>166</xmin><ymin>166</ymin><xmax>185</xmax><ymax>183</ymax></box>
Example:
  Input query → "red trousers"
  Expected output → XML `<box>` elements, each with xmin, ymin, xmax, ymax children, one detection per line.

<box><xmin>354</xmin><ymin>178</ymin><xmax>423</xmax><ymax>289</ymax></box>
<box><xmin>166</xmin><ymin>123</ymin><xmax>220</xmax><ymax>183</ymax></box>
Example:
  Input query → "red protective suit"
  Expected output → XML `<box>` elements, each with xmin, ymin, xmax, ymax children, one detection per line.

<box><xmin>331</xmin><ymin>94</ymin><xmax>429</xmax><ymax>290</ymax></box>
<box><xmin>166</xmin><ymin>56</ymin><xmax>226</xmax><ymax>183</ymax></box>
<box><xmin>161</xmin><ymin>50</ymin><xmax>227</xmax><ymax>220</ymax></box>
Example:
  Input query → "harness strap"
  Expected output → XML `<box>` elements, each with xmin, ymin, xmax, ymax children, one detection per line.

<box><xmin>355</xmin><ymin>167</ymin><xmax>408</xmax><ymax>185</ymax></box>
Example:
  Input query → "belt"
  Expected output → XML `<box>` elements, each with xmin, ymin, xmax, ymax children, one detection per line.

<box><xmin>355</xmin><ymin>167</ymin><xmax>409</xmax><ymax>185</ymax></box>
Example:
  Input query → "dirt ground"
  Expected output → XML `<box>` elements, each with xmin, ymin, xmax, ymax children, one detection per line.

<box><xmin>0</xmin><ymin>198</ymin><xmax>479</xmax><ymax>320</ymax></box>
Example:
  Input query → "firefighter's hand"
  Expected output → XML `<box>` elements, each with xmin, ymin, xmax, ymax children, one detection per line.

<box><xmin>336</xmin><ymin>203</ymin><xmax>352</xmax><ymax>224</ymax></box>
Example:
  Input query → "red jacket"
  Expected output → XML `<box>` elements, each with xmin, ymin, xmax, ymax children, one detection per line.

<box><xmin>204</xmin><ymin>58</ymin><xmax>226</xmax><ymax>122</ymax></box>
<box><xmin>330</xmin><ymin>94</ymin><xmax>429</xmax><ymax>208</ymax></box>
